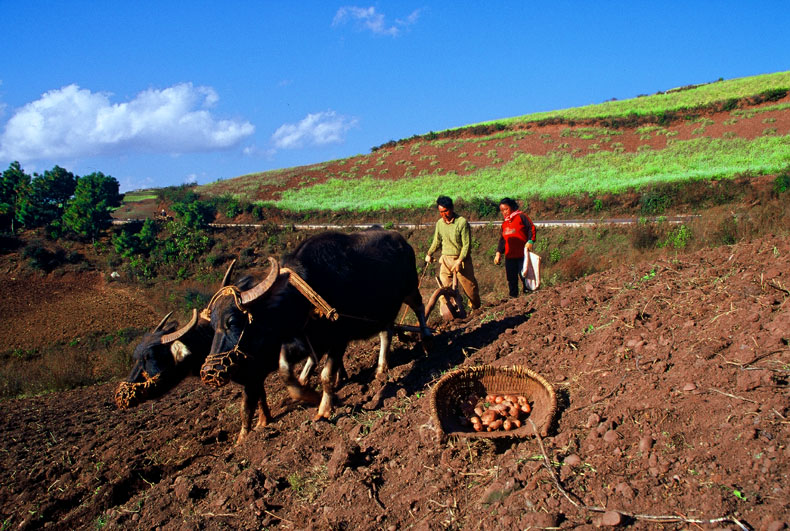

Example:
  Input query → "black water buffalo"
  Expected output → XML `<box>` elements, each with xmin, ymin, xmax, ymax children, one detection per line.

<box><xmin>115</xmin><ymin>307</ymin><xmax>323</xmax><ymax>444</ymax></box>
<box><xmin>200</xmin><ymin>228</ymin><xmax>430</xmax><ymax>425</ymax></box>
<box><xmin>114</xmin><ymin>309</ymin><xmax>214</xmax><ymax>409</ymax></box>
<box><xmin>115</xmin><ymin>262</ymin><xmax>317</xmax><ymax>444</ymax></box>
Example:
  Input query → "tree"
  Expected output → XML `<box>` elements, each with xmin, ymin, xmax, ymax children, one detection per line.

<box><xmin>16</xmin><ymin>165</ymin><xmax>77</xmax><ymax>229</ymax></box>
<box><xmin>170</xmin><ymin>191</ymin><xmax>215</xmax><ymax>230</ymax></box>
<box><xmin>112</xmin><ymin>218</ymin><xmax>159</xmax><ymax>259</ymax></box>
<box><xmin>0</xmin><ymin>161</ymin><xmax>31</xmax><ymax>233</ymax></box>
<box><xmin>62</xmin><ymin>172</ymin><xmax>122</xmax><ymax>242</ymax></box>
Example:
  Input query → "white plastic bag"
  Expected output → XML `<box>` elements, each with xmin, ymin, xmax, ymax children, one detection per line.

<box><xmin>521</xmin><ymin>251</ymin><xmax>541</xmax><ymax>291</ymax></box>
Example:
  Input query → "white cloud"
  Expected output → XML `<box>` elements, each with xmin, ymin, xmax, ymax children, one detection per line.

<box><xmin>271</xmin><ymin>111</ymin><xmax>358</xmax><ymax>150</ymax></box>
<box><xmin>0</xmin><ymin>83</ymin><xmax>254</xmax><ymax>161</ymax></box>
<box><xmin>332</xmin><ymin>6</ymin><xmax>420</xmax><ymax>37</ymax></box>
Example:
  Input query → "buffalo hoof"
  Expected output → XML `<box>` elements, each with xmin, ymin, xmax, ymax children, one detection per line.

<box><xmin>287</xmin><ymin>384</ymin><xmax>321</xmax><ymax>405</ymax></box>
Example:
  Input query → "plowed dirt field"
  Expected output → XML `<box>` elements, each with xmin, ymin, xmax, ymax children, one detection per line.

<box><xmin>1</xmin><ymin>235</ymin><xmax>788</xmax><ymax>530</ymax></box>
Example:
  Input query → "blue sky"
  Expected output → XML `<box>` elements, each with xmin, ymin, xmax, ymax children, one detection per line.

<box><xmin>1</xmin><ymin>2</ymin><xmax>789</xmax><ymax>192</ymax></box>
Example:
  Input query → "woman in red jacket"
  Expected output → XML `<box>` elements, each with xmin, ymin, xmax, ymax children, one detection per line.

<box><xmin>494</xmin><ymin>197</ymin><xmax>536</xmax><ymax>297</ymax></box>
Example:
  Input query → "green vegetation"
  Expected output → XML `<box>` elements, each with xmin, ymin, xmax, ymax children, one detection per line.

<box><xmin>62</xmin><ymin>172</ymin><xmax>122</xmax><ymax>242</ymax></box>
<box><xmin>200</xmin><ymin>71</ymin><xmax>790</xmax><ymax>211</ymax></box>
<box><xmin>112</xmin><ymin>193</ymin><xmax>214</xmax><ymax>279</ymax></box>
<box><xmin>122</xmin><ymin>191</ymin><xmax>158</xmax><ymax>202</ymax></box>
<box><xmin>272</xmin><ymin>135</ymin><xmax>790</xmax><ymax>211</ymax></box>
<box><xmin>0</xmin><ymin>327</ymin><xmax>146</xmax><ymax>399</ymax></box>
<box><xmin>478</xmin><ymin>71</ymin><xmax>790</xmax><ymax>126</ymax></box>
<box><xmin>2</xmin><ymin>162</ymin><xmax>121</xmax><ymax>240</ymax></box>
<box><xmin>774</xmin><ymin>171</ymin><xmax>790</xmax><ymax>194</ymax></box>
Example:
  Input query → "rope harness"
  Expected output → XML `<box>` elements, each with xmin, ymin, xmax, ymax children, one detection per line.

<box><xmin>199</xmin><ymin>268</ymin><xmax>340</xmax><ymax>387</ymax></box>
<box><xmin>282</xmin><ymin>267</ymin><xmax>339</xmax><ymax>321</ymax></box>
<box><xmin>114</xmin><ymin>371</ymin><xmax>161</xmax><ymax>409</ymax></box>
<box><xmin>200</xmin><ymin>329</ymin><xmax>252</xmax><ymax>387</ymax></box>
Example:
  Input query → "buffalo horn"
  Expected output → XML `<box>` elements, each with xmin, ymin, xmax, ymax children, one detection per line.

<box><xmin>221</xmin><ymin>259</ymin><xmax>237</xmax><ymax>287</ymax></box>
<box><xmin>160</xmin><ymin>309</ymin><xmax>198</xmax><ymax>344</ymax></box>
<box><xmin>153</xmin><ymin>311</ymin><xmax>174</xmax><ymax>333</ymax></box>
<box><xmin>240</xmin><ymin>257</ymin><xmax>280</xmax><ymax>305</ymax></box>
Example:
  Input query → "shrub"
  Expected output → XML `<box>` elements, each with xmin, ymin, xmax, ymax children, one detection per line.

<box><xmin>213</xmin><ymin>194</ymin><xmax>243</xmax><ymax>219</ymax></box>
<box><xmin>466</xmin><ymin>197</ymin><xmax>498</xmax><ymax>219</ymax></box>
<box><xmin>156</xmin><ymin>183</ymin><xmax>199</xmax><ymax>203</ymax></box>
<box><xmin>659</xmin><ymin>224</ymin><xmax>692</xmax><ymax>249</ymax></box>
<box><xmin>773</xmin><ymin>172</ymin><xmax>790</xmax><ymax>195</ymax></box>
<box><xmin>170</xmin><ymin>192</ymin><xmax>215</xmax><ymax>229</ymax></box>
<box><xmin>593</xmin><ymin>199</ymin><xmax>603</xmax><ymax>212</ymax></box>
<box><xmin>181</xmin><ymin>289</ymin><xmax>211</xmax><ymax>312</ymax></box>
<box><xmin>251</xmin><ymin>204</ymin><xmax>266</xmax><ymax>220</ymax></box>
<box><xmin>112</xmin><ymin>219</ymin><xmax>158</xmax><ymax>259</ymax></box>
<box><xmin>639</xmin><ymin>188</ymin><xmax>671</xmax><ymax>215</ymax></box>
<box><xmin>22</xmin><ymin>242</ymin><xmax>76</xmax><ymax>272</ymax></box>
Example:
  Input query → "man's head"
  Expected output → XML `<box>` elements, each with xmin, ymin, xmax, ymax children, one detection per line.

<box><xmin>437</xmin><ymin>195</ymin><xmax>455</xmax><ymax>223</ymax></box>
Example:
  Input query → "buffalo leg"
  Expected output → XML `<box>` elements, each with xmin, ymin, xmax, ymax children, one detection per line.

<box><xmin>315</xmin><ymin>346</ymin><xmax>344</xmax><ymax>420</ymax></box>
<box><xmin>255</xmin><ymin>379</ymin><xmax>272</xmax><ymax>430</ymax></box>
<box><xmin>237</xmin><ymin>384</ymin><xmax>259</xmax><ymax>445</ymax></box>
<box><xmin>376</xmin><ymin>329</ymin><xmax>392</xmax><ymax>377</ymax></box>
<box><xmin>294</xmin><ymin>336</ymin><xmax>320</xmax><ymax>386</ymax></box>
<box><xmin>404</xmin><ymin>290</ymin><xmax>431</xmax><ymax>338</ymax></box>
<box><xmin>298</xmin><ymin>355</ymin><xmax>315</xmax><ymax>386</ymax></box>
<box><xmin>279</xmin><ymin>344</ymin><xmax>321</xmax><ymax>405</ymax></box>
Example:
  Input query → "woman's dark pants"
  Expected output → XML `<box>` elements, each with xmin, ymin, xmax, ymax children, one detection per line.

<box><xmin>505</xmin><ymin>257</ymin><xmax>527</xmax><ymax>297</ymax></box>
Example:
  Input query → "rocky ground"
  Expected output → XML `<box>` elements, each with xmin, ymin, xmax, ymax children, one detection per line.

<box><xmin>1</xmin><ymin>234</ymin><xmax>788</xmax><ymax>530</ymax></box>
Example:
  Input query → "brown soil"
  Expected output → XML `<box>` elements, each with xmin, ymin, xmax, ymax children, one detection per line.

<box><xmin>0</xmin><ymin>272</ymin><xmax>160</xmax><ymax>353</ymax></box>
<box><xmin>1</xmin><ymin>234</ymin><xmax>788</xmax><ymax>530</ymax></box>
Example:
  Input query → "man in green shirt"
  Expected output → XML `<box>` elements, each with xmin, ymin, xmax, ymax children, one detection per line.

<box><xmin>425</xmin><ymin>195</ymin><xmax>481</xmax><ymax>310</ymax></box>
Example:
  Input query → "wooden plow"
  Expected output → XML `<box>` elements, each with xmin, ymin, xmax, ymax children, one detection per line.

<box><xmin>425</xmin><ymin>271</ymin><xmax>466</xmax><ymax>321</ymax></box>
<box><xmin>392</xmin><ymin>269</ymin><xmax>465</xmax><ymax>342</ymax></box>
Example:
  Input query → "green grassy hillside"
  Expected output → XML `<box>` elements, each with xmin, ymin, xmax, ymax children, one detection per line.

<box><xmin>199</xmin><ymin>71</ymin><xmax>790</xmax><ymax>213</ymax></box>
<box><xmin>482</xmin><ymin>71</ymin><xmax>790</xmax><ymax>124</ymax></box>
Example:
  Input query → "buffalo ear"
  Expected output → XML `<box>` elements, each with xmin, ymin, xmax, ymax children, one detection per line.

<box><xmin>170</xmin><ymin>340</ymin><xmax>192</xmax><ymax>363</ymax></box>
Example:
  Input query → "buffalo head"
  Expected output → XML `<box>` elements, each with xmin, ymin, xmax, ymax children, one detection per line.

<box><xmin>200</xmin><ymin>257</ymin><xmax>288</xmax><ymax>387</ymax></box>
<box><xmin>115</xmin><ymin>309</ymin><xmax>211</xmax><ymax>409</ymax></box>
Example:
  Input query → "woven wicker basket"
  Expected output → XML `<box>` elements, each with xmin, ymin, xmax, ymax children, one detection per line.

<box><xmin>431</xmin><ymin>365</ymin><xmax>557</xmax><ymax>439</ymax></box>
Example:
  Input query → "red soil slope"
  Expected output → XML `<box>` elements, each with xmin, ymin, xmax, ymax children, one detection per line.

<box><xmin>202</xmin><ymin>96</ymin><xmax>790</xmax><ymax>204</ymax></box>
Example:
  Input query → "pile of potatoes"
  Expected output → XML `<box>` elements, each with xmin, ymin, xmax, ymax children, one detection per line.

<box><xmin>459</xmin><ymin>393</ymin><xmax>532</xmax><ymax>432</ymax></box>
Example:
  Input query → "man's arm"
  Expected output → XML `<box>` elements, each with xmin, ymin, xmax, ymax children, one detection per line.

<box><xmin>457</xmin><ymin>217</ymin><xmax>471</xmax><ymax>262</ymax></box>
<box><xmin>425</xmin><ymin>221</ymin><xmax>441</xmax><ymax>261</ymax></box>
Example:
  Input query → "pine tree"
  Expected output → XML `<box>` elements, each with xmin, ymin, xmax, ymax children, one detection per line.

<box><xmin>62</xmin><ymin>172</ymin><xmax>122</xmax><ymax>242</ymax></box>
